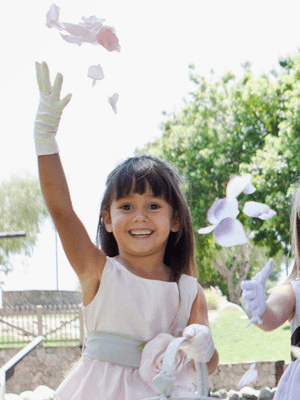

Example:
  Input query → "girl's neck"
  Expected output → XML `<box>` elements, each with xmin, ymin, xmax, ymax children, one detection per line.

<box><xmin>115</xmin><ymin>254</ymin><xmax>173</xmax><ymax>282</ymax></box>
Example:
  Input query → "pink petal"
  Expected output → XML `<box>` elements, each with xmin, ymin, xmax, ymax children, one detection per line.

<box><xmin>243</xmin><ymin>201</ymin><xmax>276</xmax><ymax>220</ymax></box>
<box><xmin>207</xmin><ymin>198</ymin><xmax>239</xmax><ymax>225</ymax></box>
<box><xmin>226</xmin><ymin>174</ymin><xmax>256</xmax><ymax>199</ymax></box>
<box><xmin>46</xmin><ymin>3</ymin><xmax>62</xmax><ymax>30</ymax></box>
<box><xmin>214</xmin><ymin>218</ymin><xmax>248</xmax><ymax>247</ymax></box>
<box><xmin>96</xmin><ymin>26</ymin><xmax>121</xmax><ymax>52</ymax></box>
<box><xmin>198</xmin><ymin>224</ymin><xmax>217</xmax><ymax>234</ymax></box>
<box><xmin>108</xmin><ymin>93</ymin><xmax>119</xmax><ymax>113</ymax></box>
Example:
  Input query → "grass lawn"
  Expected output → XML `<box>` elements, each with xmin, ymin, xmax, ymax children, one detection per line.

<box><xmin>209</xmin><ymin>309</ymin><xmax>291</xmax><ymax>365</ymax></box>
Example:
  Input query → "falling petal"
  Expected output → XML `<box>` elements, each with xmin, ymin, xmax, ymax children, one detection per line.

<box><xmin>198</xmin><ymin>224</ymin><xmax>217</xmax><ymax>234</ymax></box>
<box><xmin>96</xmin><ymin>26</ymin><xmax>121</xmax><ymax>52</ymax></box>
<box><xmin>46</xmin><ymin>3</ymin><xmax>62</xmax><ymax>30</ymax></box>
<box><xmin>207</xmin><ymin>198</ymin><xmax>239</xmax><ymax>225</ymax></box>
<box><xmin>237</xmin><ymin>363</ymin><xmax>258</xmax><ymax>389</ymax></box>
<box><xmin>259</xmin><ymin>209</ymin><xmax>277</xmax><ymax>220</ymax></box>
<box><xmin>81</xmin><ymin>15</ymin><xmax>106</xmax><ymax>28</ymax></box>
<box><xmin>108</xmin><ymin>93</ymin><xmax>119</xmax><ymax>113</ymax></box>
<box><xmin>243</xmin><ymin>201</ymin><xmax>276</xmax><ymax>220</ymax></box>
<box><xmin>60</xmin><ymin>33</ymin><xmax>83</xmax><ymax>46</ymax></box>
<box><xmin>226</xmin><ymin>174</ymin><xmax>256</xmax><ymax>199</ymax></box>
<box><xmin>87</xmin><ymin>65</ymin><xmax>104</xmax><ymax>86</ymax></box>
<box><xmin>214</xmin><ymin>218</ymin><xmax>248</xmax><ymax>247</ymax></box>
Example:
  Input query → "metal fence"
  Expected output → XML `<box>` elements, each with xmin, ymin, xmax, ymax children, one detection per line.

<box><xmin>0</xmin><ymin>304</ymin><xmax>84</xmax><ymax>347</ymax></box>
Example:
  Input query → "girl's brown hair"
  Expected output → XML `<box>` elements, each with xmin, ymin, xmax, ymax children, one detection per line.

<box><xmin>96</xmin><ymin>155</ymin><xmax>197</xmax><ymax>282</ymax></box>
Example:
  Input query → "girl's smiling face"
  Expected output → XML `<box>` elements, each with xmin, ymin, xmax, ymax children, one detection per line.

<box><xmin>103</xmin><ymin>186</ymin><xmax>179</xmax><ymax>264</ymax></box>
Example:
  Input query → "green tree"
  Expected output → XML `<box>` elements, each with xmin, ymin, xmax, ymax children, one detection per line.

<box><xmin>138</xmin><ymin>53</ymin><xmax>300</xmax><ymax>299</ymax></box>
<box><xmin>0</xmin><ymin>175</ymin><xmax>48</xmax><ymax>273</ymax></box>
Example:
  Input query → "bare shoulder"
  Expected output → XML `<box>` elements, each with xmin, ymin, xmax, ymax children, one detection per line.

<box><xmin>271</xmin><ymin>281</ymin><xmax>295</xmax><ymax>300</ymax></box>
<box><xmin>188</xmin><ymin>283</ymin><xmax>209</xmax><ymax>326</ymax></box>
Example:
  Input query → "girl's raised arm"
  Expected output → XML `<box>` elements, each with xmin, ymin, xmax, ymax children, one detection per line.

<box><xmin>34</xmin><ymin>62</ymin><xmax>106</xmax><ymax>289</ymax></box>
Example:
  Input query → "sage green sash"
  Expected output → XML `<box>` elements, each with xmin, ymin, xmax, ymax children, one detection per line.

<box><xmin>83</xmin><ymin>331</ymin><xmax>145</xmax><ymax>368</ymax></box>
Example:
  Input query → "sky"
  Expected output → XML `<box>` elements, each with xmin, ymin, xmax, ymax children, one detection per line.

<box><xmin>1</xmin><ymin>0</ymin><xmax>300</xmax><ymax>291</ymax></box>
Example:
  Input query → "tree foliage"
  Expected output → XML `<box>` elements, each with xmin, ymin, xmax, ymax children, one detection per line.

<box><xmin>0</xmin><ymin>175</ymin><xmax>48</xmax><ymax>273</ymax></box>
<box><xmin>138</xmin><ymin>52</ymin><xmax>300</xmax><ymax>292</ymax></box>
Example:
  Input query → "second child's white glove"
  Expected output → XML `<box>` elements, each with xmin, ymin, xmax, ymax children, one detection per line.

<box><xmin>180</xmin><ymin>324</ymin><xmax>214</xmax><ymax>363</ymax></box>
<box><xmin>34</xmin><ymin>61</ymin><xmax>72</xmax><ymax>156</ymax></box>
<box><xmin>241</xmin><ymin>258</ymin><xmax>274</xmax><ymax>325</ymax></box>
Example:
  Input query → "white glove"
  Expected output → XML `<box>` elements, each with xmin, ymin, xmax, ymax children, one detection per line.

<box><xmin>241</xmin><ymin>258</ymin><xmax>273</xmax><ymax>325</ymax></box>
<box><xmin>34</xmin><ymin>61</ymin><xmax>72</xmax><ymax>155</ymax></box>
<box><xmin>180</xmin><ymin>324</ymin><xmax>214</xmax><ymax>363</ymax></box>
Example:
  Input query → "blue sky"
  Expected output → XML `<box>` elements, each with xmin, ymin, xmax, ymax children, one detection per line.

<box><xmin>1</xmin><ymin>0</ymin><xmax>300</xmax><ymax>291</ymax></box>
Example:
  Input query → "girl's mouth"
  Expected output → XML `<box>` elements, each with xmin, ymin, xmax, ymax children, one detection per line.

<box><xmin>129</xmin><ymin>229</ymin><xmax>153</xmax><ymax>237</ymax></box>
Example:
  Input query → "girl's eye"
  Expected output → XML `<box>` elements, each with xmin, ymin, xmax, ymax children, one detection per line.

<box><xmin>149</xmin><ymin>203</ymin><xmax>160</xmax><ymax>210</ymax></box>
<box><xmin>120</xmin><ymin>204</ymin><xmax>132</xmax><ymax>211</ymax></box>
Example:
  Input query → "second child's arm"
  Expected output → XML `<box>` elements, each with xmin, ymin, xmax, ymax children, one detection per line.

<box><xmin>241</xmin><ymin>259</ymin><xmax>296</xmax><ymax>331</ymax></box>
<box><xmin>34</xmin><ymin>62</ymin><xmax>106</xmax><ymax>304</ymax></box>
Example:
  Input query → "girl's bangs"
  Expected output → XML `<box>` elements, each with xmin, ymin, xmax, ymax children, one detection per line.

<box><xmin>113</xmin><ymin>166</ymin><xmax>173</xmax><ymax>203</ymax></box>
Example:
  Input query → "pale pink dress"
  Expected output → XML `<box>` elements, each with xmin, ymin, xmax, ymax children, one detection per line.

<box><xmin>274</xmin><ymin>280</ymin><xmax>300</xmax><ymax>400</ymax></box>
<box><xmin>54</xmin><ymin>257</ymin><xmax>198</xmax><ymax>400</ymax></box>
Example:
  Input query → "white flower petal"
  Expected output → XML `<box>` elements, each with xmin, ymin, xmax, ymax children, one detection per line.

<box><xmin>237</xmin><ymin>363</ymin><xmax>258</xmax><ymax>389</ymax></box>
<box><xmin>207</xmin><ymin>198</ymin><xmax>239</xmax><ymax>225</ymax></box>
<box><xmin>61</xmin><ymin>22</ymin><xmax>97</xmax><ymax>43</ymax></box>
<box><xmin>60</xmin><ymin>33</ymin><xmax>83</xmax><ymax>46</ymax></box>
<box><xmin>87</xmin><ymin>65</ymin><xmax>104</xmax><ymax>86</ymax></box>
<box><xmin>46</xmin><ymin>4</ymin><xmax>62</xmax><ymax>30</ymax></box>
<box><xmin>81</xmin><ymin>15</ymin><xmax>106</xmax><ymax>29</ymax></box>
<box><xmin>243</xmin><ymin>201</ymin><xmax>269</xmax><ymax>218</ymax></box>
<box><xmin>243</xmin><ymin>201</ymin><xmax>276</xmax><ymax>220</ymax></box>
<box><xmin>198</xmin><ymin>224</ymin><xmax>217</xmax><ymax>234</ymax></box>
<box><xmin>226</xmin><ymin>174</ymin><xmax>255</xmax><ymax>199</ymax></box>
<box><xmin>258</xmin><ymin>209</ymin><xmax>277</xmax><ymax>220</ymax></box>
<box><xmin>108</xmin><ymin>93</ymin><xmax>119</xmax><ymax>113</ymax></box>
<box><xmin>214</xmin><ymin>218</ymin><xmax>248</xmax><ymax>247</ymax></box>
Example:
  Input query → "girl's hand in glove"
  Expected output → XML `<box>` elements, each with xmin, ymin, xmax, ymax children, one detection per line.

<box><xmin>241</xmin><ymin>258</ymin><xmax>273</xmax><ymax>325</ymax></box>
<box><xmin>34</xmin><ymin>61</ymin><xmax>72</xmax><ymax>155</ymax></box>
<box><xmin>180</xmin><ymin>324</ymin><xmax>215</xmax><ymax>363</ymax></box>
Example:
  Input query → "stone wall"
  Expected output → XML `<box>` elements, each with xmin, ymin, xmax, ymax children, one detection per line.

<box><xmin>0</xmin><ymin>345</ymin><xmax>81</xmax><ymax>394</ymax></box>
<box><xmin>0</xmin><ymin>344</ymin><xmax>287</xmax><ymax>395</ymax></box>
<box><xmin>2</xmin><ymin>290</ymin><xmax>81</xmax><ymax>308</ymax></box>
<box><xmin>209</xmin><ymin>360</ymin><xmax>286</xmax><ymax>391</ymax></box>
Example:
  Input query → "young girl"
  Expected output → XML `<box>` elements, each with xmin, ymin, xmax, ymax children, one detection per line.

<box><xmin>241</xmin><ymin>184</ymin><xmax>300</xmax><ymax>400</ymax></box>
<box><xmin>34</xmin><ymin>61</ymin><xmax>219</xmax><ymax>400</ymax></box>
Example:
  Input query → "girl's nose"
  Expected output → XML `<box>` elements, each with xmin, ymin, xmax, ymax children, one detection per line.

<box><xmin>133</xmin><ymin>208</ymin><xmax>147</xmax><ymax>221</ymax></box>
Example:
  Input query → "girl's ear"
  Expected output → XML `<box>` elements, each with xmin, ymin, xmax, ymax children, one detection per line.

<box><xmin>171</xmin><ymin>212</ymin><xmax>180</xmax><ymax>233</ymax></box>
<box><xmin>102</xmin><ymin>210</ymin><xmax>113</xmax><ymax>233</ymax></box>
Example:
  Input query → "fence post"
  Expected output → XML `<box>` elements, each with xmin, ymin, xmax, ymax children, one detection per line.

<box><xmin>36</xmin><ymin>305</ymin><xmax>43</xmax><ymax>337</ymax></box>
<box><xmin>79</xmin><ymin>305</ymin><xmax>85</xmax><ymax>347</ymax></box>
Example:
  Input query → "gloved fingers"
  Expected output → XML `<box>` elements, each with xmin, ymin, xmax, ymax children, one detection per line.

<box><xmin>59</xmin><ymin>93</ymin><xmax>72</xmax><ymax>109</ymax></box>
<box><xmin>35</xmin><ymin>62</ymin><xmax>43</xmax><ymax>93</ymax></box>
<box><xmin>40</xmin><ymin>61</ymin><xmax>52</xmax><ymax>95</ymax></box>
<box><xmin>51</xmin><ymin>72</ymin><xmax>63</xmax><ymax>100</ymax></box>
<box><xmin>241</xmin><ymin>288</ymin><xmax>256</xmax><ymax>301</ymax></box>
<box><xmin>253</xmin><ymin>259</ymin><xmax>273</xmax><ymax>284</ymax></box>
<box><xmin>182</xmin><ymin>323</ymin><xmax>201</xmax><ymax>338</ymax></box>
<box><xmin>240</xmin><ymin>280</ymin><xmax>258</xmax><ymax>291</ymax></box>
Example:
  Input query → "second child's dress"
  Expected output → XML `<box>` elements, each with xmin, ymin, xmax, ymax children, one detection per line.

<box><xmin>54</xmin><ymin>256</ymin><xmax>198</xmax><ymax>400</ymax></box>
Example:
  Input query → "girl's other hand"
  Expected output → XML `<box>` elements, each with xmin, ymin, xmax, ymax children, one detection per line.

<box><xmin>180</xmin><ymin>324</ymin><xmax>214</xmax><ymax>363</ymax></box>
